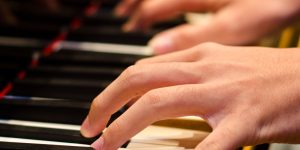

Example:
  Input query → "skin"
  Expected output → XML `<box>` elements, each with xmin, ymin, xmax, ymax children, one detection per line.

<box><xmin>114</xmin><ymin>0</ymin><xmax>300</xmax><ymax>54</ymax></box>
<box><xmin>81</xmin><ymin>43</ymin><xmax>300</xmax><ymax>150</ymax></box>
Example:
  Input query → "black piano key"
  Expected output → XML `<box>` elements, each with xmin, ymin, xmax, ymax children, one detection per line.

<box><xmin>67</xmin><ymin>26</ymin><xmax>153</xmax><ymax>45</ymax></box>
<box><xmin>0</xmin><ymin>44</ymin><xmax>42</xmax><ymax>88</ymax></box>
<box><xmin>0</xmin><ymin>24</ymin><xmax>61</xmax><ymax>40</ymax></box>
<box><xmin>8</xmin><ymin>0</ymin><xmax>87</xmax><ymax>16</ymax></box>
<box><xmin>0</xmin><ymin>141</ymin><xmax>93</xmax><ymax>150</ymax></box>
<box><xmin>12</xmin><ymin>11</ymin><xmax>74</xmax><ymax>28</ymax></box>
<box><xmin>26</xmin><ymin>65</ymin><xmax>122</xmax><ymax>81</ymax></box>
<box><xmin>0</xmin><ymin>52</ymin><xmax>32</xmax><ymax>67</ymax></box>
<box><xmin>0</xmin><ymin>64</ymin><xmax>20</xmax><ymax>88</ymax></box>
<box><xmin>39</xmin><ymin>50</ymin><xmax>141</xmax><ymax>68</ymax></box>
<box><xmin>83</xmin><ymin>10</ymin><xmax>127</xmax><ymax>27</ymax></box>
<box><xmin>0</xmin><ymin>44</ymin><xmax>43</xmax><ymax>55</ymax></box>
<box><xmin>10</xmin><ymin>77</ymin><xmax>109</xmax><ymax>101</ymax></box>
<box><xmin>0</xmin><ymin>99</ymin><xmax>90</xmax><ymax>124</ymax></box>
<box><xmin>58</xmin><ymin>0</ymin><xmax>91</xmax><ymax>9</ymax></box>
<box><xmin>84</xmin><ymin>10</ymin><xmax>185</xmax><ymax>31</ymax></box>
<box><xmin>254</xmin><ymin>144</ymin><xmax>270</xmax><ymax>150</ymax></box>
<box><xmin>101</xmin><ymin>0</ymin><xmax>120</xmax><ymax>9</ymax></box>
<box><xmin>0</xmin><ymin>123</ymin><xmax>98</xmax><ymax>144</ymax></box>
<box><xmin>0</xmin><ymin>98</ymin><xmax>126</xmax><ymax>125</ymax></box>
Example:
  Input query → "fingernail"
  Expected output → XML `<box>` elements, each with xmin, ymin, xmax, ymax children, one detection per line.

<box><xmin>91</xmin><ymin>137</ymin><xmax>104</xmax><ymax>150</ymax></box>
<box><xmin>80</xmin><ymin>117</ymin><xmax>92</xmax><ymax>137</ymax></box>
<box><xmin>149</xmin><ymin>36</ymin><xmax>174</xmax><ymax>54</ymax></box>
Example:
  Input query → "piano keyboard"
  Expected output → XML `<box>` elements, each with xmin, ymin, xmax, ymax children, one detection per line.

<box><xmin>0</xmin><ymin>119</ymin><xmax>208</xmax><ymax>150</ymax></box>
<box><xmin>0</xmin><ymin>0</ymin><xmax>199</xmax><ymax>149</ymax></box>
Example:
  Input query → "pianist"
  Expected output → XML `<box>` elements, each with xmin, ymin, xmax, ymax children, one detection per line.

<box><xmin>114</xmin><ymin>0</ymin><xmax>300</xmax><ymax>54</ymax></box>
<box><xmin>80</xmin><ymin>0</ymin><xmax>300</xmax><ymax>150</ymax></box>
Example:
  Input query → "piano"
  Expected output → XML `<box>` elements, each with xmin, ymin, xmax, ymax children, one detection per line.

<box><xmin>0</xmin><ymin>0</ymin><xmax>199</xmax><ymax>149</ymax></box>
<box><xmin>0</xmin><ymin>0</ymin><xmax>285</xmax><ymax>149</ymax></box>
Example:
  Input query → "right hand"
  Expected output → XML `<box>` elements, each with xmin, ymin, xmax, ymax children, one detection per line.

<box><xmin>81</xmin><ymin>43</ymin><xmax>300</xmax><ymax>150</ymax></box>
<box><xmin>115</xmin><ymin>0</ymin><xmax>300</xmax><ymax>54</ymax></box>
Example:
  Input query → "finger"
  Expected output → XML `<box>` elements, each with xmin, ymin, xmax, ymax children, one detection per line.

<box><xmin>137</xmin><ymin>42</ymin><xmax>222</xmax><ymax>64</ymax></box>
<box><xmin>195</xmin><ymin>118</ymin><xmax>250</xmax><ymax>150</ymax></box>
<box><xmin>136</xmin><ymin>46</ymin><xmax>199</xmax><ymax>64</ymax></box>
<box><xmin>81</xmin><ymin>63</ymin><xmax>201</xmax><ymax>138</ymax></box>
<box><xmin>91</xmin><ymin>84</ymin><xmax>213</xmax><ymax>150</ymax></box>
<box><xmin>123</xmin><ymin>0</ymin><xmax>227</xmax><ymax>32</ymax></box>
<box><xmin>149</xmin><ymin>20</ymin><xmax>234</xmax><ymax>54</ymax></box>
<box><xmin>149</xmin><ymin>2</ymin><xmax>283</xmax><ymax>54</ymax></box>
<box><xmin>114</xmin><ymin>0</ymin><xmax>141</xmax><ymax>17</ymax></box>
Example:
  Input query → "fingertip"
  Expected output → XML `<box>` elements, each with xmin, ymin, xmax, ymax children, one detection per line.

<box><xmin>91</xmin><ymin>137</ymin><xmax>104</xmax><ymax>150</ymax></box>
<box><xmin>80</xmin><ymin>116</ymin><xmax>97</xmax><ymax>138</ymax></box>
<box><xmin>81</xmin><ymin>114</ymin><xmax>109</xmax><ymax>138</ymax></box>
<box><xmin>149</xmin><ymin>35</ymin><xmax>175</xmax><ymax>55</ymax></box>
<box><xmin>80</xmin><ymin>117</ymin><xmax>91</xmax><ymax>137</ymax></box>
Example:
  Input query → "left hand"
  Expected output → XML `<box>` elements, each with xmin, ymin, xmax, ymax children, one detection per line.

<box><xmin>81</xmin><ymin>43</ymin><xmax>300</xmax><ymax>150</ymax></box>
<box><xmin>114</xmin><ymin>0</ymin><xmax>300</xmax><ymax>54</ymax></box>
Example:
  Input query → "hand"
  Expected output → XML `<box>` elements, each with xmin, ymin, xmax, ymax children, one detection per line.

<box><xmin>115</xmin><ymin>0</ymin><xmax>300</xmax><ymax>54</ymax></box>
<box><xmin>81</xmin><ymin>43</ymin><xmax>300</xmax><ymax>150</ymax></box>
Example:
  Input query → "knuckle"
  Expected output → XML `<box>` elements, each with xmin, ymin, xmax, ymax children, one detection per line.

<box><xmin>191</xmin><ymin>42</ymin><xmax>224</xmax><ymax>58</ymax></box>
<box><xmin>141</xmin><ymin>90</ymin><xmax>164</xmax><ymax>110</ymax></box>
<box><xmin>90</xmin><ymin>98</ymin><xmax>110</xmax><ymax>117</ymax></box>
<box><xmin>90</xmin><ymin>98</ymin><xmax>102</xmax><ymax>113</ymax></box>
<box><xmin>121</xmin><ymin>65</ymin><xmax>146</xmax><ymax>85</ymax></box>
<box><xmin>123</xmin><ymin>65</ymin><xmax>138</xmax><ymax>77</ymax></box>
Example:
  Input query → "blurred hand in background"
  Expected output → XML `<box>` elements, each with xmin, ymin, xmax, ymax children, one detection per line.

<box><xmin>115</xmin><ymin>0</ymin><xmax>300</xmax><ymax>54</ymax></box>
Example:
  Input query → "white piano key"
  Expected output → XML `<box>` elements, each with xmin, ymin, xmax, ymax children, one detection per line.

<box><xmin>0</xmin><ymin>119</ymin><xmax>81</xmax><ymax>131</ymax></box>
<box><xmin>0</xmin><ymin>36</ymin><xmax>153</xmax><ymax>56</ymax></box>
<box><xmin>4</xmin><ymin>95</ymin><xmax>67</xmax><ymax>101</ymax></box>
<box><xmin>132</xmin><ymin>126</ymin><xmax>195</xmax><ymax>140</ymax></box>
<box><xmin>0</xmin><ymin>136</ymin><xmax>90</xmax><ymax>147</ymax></box>
<box><xmin>127</xmin><ymin>142</ymin><xmax>183</xmax><ymax>149</ymax></box>
<box><xmin>62</xmin><ymin>41</ymin><xmax>153</xmax><ymax>56</ymax></box>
